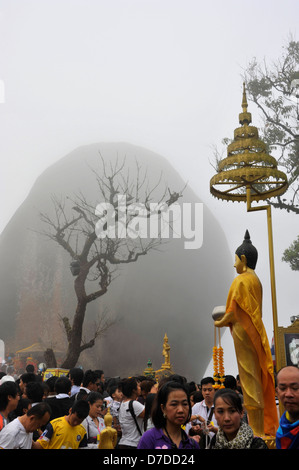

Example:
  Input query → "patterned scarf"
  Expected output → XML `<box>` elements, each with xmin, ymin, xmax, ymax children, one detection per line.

<box><xmin>276</xmin><ymin>412</ymin><xmax>299</xmax><ymax>449</ymax></box>
<box><xmin>213</xmin><ymin>421</ymin><xmax>254</xmax><ymax>449</ymax></box>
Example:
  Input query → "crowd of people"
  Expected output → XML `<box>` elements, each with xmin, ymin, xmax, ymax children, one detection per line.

<box><xmin>0</xmin><ymin>363</ymin><xmax>298</xmax><ymax>449</ymax></box>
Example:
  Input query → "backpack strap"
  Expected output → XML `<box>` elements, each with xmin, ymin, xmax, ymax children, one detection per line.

<box><xmin>128</xmin><ymin>400</ymin><xmax>142</xmax><ymax>436</ymax></box>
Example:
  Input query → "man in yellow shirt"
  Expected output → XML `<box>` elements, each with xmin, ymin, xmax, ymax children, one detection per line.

<box><xmin>34</xmin><ymin>400</ymin><xmax>89</xmax><ymax>449</ymax></box>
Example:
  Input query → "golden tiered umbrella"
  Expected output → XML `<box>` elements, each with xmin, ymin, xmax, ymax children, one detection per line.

<box><xmin>210</xmin><ymin>83</ymin><xmax>288</xmax><ymax>373</ymax></box>
<box><xmin>210</xmin><ymin>83</ymin><xmax>288</xmax><ymax>202</ymax></box>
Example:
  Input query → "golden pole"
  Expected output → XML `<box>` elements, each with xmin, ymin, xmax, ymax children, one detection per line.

<box><xmin>246</xmin><ymin>186</ymin><xmax>281</xmax><ymax>373</ymax></box>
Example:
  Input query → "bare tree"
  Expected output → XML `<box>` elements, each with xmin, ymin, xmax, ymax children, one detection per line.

<box><xmin>39</xmin><ymin>156</ymin><xmax>184</xmax><ymax>368</ymax></box>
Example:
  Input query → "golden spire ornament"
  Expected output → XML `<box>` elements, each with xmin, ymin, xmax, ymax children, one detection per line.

<box><xmin>210</xmin><ymin>83</ymin><xmax>288</xmax><ymax>202</ymax></box>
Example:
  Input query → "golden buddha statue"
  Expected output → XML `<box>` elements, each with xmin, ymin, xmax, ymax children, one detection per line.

<box><xmin>162</xmin><ymin>333</ymin><xmax>171</xmax><ymax>369</ymax></box>
<box><xmin>214</xmin><ymin>230</ymin><xmax>278</xmax><ymax>437</ymax></box>
<box><xmin>97</xmin><ymin>408</ymin><xmax>118</xmax><ymax>449</ymax></box>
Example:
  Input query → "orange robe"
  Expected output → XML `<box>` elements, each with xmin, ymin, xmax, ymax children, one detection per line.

<box><xmin>226</xmin><ymin>271</ymin><xmax>278</xmax><ymax>436</ymax></box>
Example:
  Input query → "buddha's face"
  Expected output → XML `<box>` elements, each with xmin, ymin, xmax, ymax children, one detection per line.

<box><xmin>234</xmin><ymin>254</ymin><xmax>246</xmax><ymax>274</ymax></box>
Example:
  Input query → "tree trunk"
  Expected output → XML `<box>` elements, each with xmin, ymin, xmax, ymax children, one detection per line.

<box><xmin>60</xmin><ymin>297</ymin><xmax>88</xmax><ymax>369</ymax></box>
<box><xmin>44</xmin><ymin>348</ymin><xmax>57</xmax><ymax>368</ymax></box>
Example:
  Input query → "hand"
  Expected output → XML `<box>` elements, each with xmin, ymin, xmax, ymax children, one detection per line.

<box><xmin>190</xmin><ymin>414</ymin><xmax>205</xmax><ymax>423</ymax></box>
<box><xmin>207</xmin><ymin>423</ymin><xmax>218</xmax><ymax>434</ymax></box>
<box><xmin>191</xmin><ymin>434</ymin><xmax>201</xmax><ymax>444</ymax></box>
<box><xmin>214</xmin><ymin>310</ymin><xmax>235</xmax><ymax>327</ymax></box>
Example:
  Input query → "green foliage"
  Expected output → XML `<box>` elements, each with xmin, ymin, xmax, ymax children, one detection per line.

<box><xmin>282</xmin><ymin>236</ymin><xmax>299</xmax><ymax>271</ymax></box>
<box><xmin>245</xmin><ymin>38</ymin><xmax>299</xmax><ymax>273</ymax></box>
<box><xmin>244</xmin><ymin>37</ymin><xmax>299</xmax><ymax>215</ymax></box>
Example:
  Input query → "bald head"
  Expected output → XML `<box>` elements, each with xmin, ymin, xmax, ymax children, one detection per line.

<box><xmin>276</xmin><ymin>366</ymin><xmax>299</xmax><ymax>422</ymax></box>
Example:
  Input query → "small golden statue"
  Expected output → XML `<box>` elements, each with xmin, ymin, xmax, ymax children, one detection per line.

<box><xmin>97</xmin><ymin>408</ymin><xmax>118</xmax><ymax>449</ymax></box>
<box><xmin>155</xmin><ymin>333</ymin><xmax>174</xmax><ymax>381</ymax></box>
<box><xmin>214</xmin><ymin>230</ymin><xmax>278</xmax><ymax>437</ymax></box>
<box><xmin>161</xmin><ymin>333</ymin><xmax>171</xmax><ymax>369</ymax></box>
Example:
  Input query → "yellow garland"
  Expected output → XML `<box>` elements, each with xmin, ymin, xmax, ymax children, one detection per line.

<box><xmin>212</xmin><ymin>327</ymin><xmax>225</xmax><ymax>389</ymax></box>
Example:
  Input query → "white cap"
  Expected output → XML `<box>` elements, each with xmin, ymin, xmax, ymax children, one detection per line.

<box><xmin>0</xmin><ymin>375</ymin><xmax>15</xmax><ymax>386</ymax></box>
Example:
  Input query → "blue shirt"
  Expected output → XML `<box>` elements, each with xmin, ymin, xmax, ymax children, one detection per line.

<box><xmin>137</xmin><ymin>426</ymin><xmax>199</xmax><ymax>449</ymax></box>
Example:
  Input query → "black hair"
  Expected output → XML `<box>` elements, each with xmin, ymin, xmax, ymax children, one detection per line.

<box><xmin>224</xmin><ymin>375</ymin><xmax>237</xmax><ymax>390</ymax></box>
<box><xmin>54</xmin><ymin>376</ymin><xmax>72</xmax><ymax>394</ymax></box>
<box><xmin>25</xmin><ymin>382</ymin><xmax>44</xmax><ymax>403</ymax></box>
<box><xmin>94</xmin><ymin>369</ymin><xmax>104</xmax><ymax>378</ymax></box>
<box><xmin>107</xmin><ymin>382</ymin><xmax>121</xmax><ymax>397</ymax></box>
<box><xmin>87</xmin><ymin>391</ymin><xmax>103</xmax><ymax>405</ymax></box>
<box><xmin>119</xmin><ymin>378</ymin><xmax>139</xmax><ymax>399</ymax></box>
<box><xmin>69</xmin><ymin>368</ymin><xmax>84</xmax><ymax>386</ymax></box>
<box><xmin>75</xmin><ymin>389</ymin><xmax>88</xmax><ymax>401</ymax></box>
<box><xmin>20</xmin><ymin>372</ymin><xmax>36</xmax><ymax>384</ymax></box>
<box><xmin>235</xmin><ymin>230</ymin><xmax>258</xmax><ymax>270</ymax></box>
<box><xmin>214</xmin><ymin>388</ymin><xmax>243</xmax><ymax>414</ymax></box>
<box><xmin>71</xmin><ymin>399</ymin><xmax>90</xmax><ymax>420</ymax></box>
<box><xmin>0</xmin><ymin>381</ymin><xmax>18</xmax><ymax>410</ymax></box>
<box><xmin>45</xmin><ymin>375</ymin><xmax>58</xmax><ymax>393</ymax></box>
<box><xmin>82</xmin><ymin>370</ymin><xmax>98</xmax><ymax>388</ymax></box>
<box><xmin>140</xmin><ymin>379</ymin><xmax>156</xmax><ymax>394</ymax></box>
<box><xmin>200</xmin><ymin>377</ymin><xmax>215</xmax><ymax>386</ymax></box>
<box><xmin>168</xmin><ymin>374</ymin><xmax>187</xmax><ymax>385</ymax></box>
<box><xmin>143</xmin><ymin>392</ymin><xmax>156</xmax><ymax>431</ymax></box>
<box><xmin>151</xmin><ymin>381</ymin><xmax>191</xmax><ymax>428</ymax></box>
<box><xmin>190</xmin><ymin>390</ymin><xmax>203</xmax><ymax>404</ymax></box>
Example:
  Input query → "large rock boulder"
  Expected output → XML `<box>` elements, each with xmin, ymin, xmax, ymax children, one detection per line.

<box><xmin>0</xmin><ymin>142</ymin><xmax>233</xmax><ymax>380</ymax></box>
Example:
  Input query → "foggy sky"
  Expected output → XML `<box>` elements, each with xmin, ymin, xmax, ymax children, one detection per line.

<box><xmin>0</xmin><ymin>0</ymin><xmax>298</xmax><ymax>377</ymax></box>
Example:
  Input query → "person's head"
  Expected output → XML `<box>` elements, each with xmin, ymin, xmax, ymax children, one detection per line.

<box><xmin>0</xmin><ymin>381</ymin><xmax>19</xmax><ymax>413</ymax></box>
<box><xmin>168</xmin><ymin>374</ymin><xmax>187</xmax><ymax>385</ymax></box>
<box><xmin>235</xmin><ymin>230</ymin><xmax>258</xmax><ymax>272</ymax></box>
<box><xmin>107</xmin><ymin>383</ymin><xmax>123</xmax><ymax>402</ymax></box>
<box><xmin>67</xmin><ymin>399</ymin><xmax>90</xmax><ymax>426</ymax></box>
<box><xmin>186</xmin><ymin>381</ymin><xmax>198</xmax><ymax>395</ymax></box>
<box><xmin>19</xmin><ymin>397</ymin><xmax>31</xmax><ymax>416</ymax></box>
<box><xmin>190</xmin><ymin>390</ymin><xmax>203</xmax><ymax>407</ymax></box>
<box><xmin>87</xmin><ymin>391</ymin><xmax>104</xmax><ymax>419</ymax></box>
<box><xmin>45</xmin><ymin>376</ymin><xmax>58</xmax><ymax>395</ymax></box>
<box><xmin>54</xmin><ymin>376</ymin><xmax>72</xmax><ymax>395</ymax></box>
<box><xmin>82</xmin><ymin>370</ymin><xmax>100</xmax><ymax>391</ymax></box>
<box><xmin>224</xmin><ymin>375</ymin><xmax>237</xmax><ymax>390</ymax></box>
<box><xmin>214</xmin><ymin>388</ymin><xmax>244</xmax><ymax>441</ymax></box>
<box><xmin>152</xmin><ymin>381</ymin><xmax>191</xmax><ymax>429</ymax></box>
<box><xmin>41</xmin><ymin>382</ymin><xmax>50</xmax><ymax>399</ymax></box>
<box><xmin>276</xmin><ymin>366</ymin><xmax>299</xmax><ymax>421</ymax></box>
<box><xmin>69</xmin><ymin>368</ymin><xmax>84</xmax><ymax>387</ymax></box>
<box><xmin>25</xmin><ymin>381</ymin><xmax>44</xmax><ymax>403</ymax></box>
<box><xmin>19</xmin><ymin>372</ymin><xmax>36</xmax><ymax>393</ymax></box>
<box><xmin>140</xmin><ymin>379</ymin><xmax>156</xmax><ymax>399</ymax></box>
<box><xmin>94</xmin><ymin>369</ymin><xmax>105</xmax><ymax>383</ymax></box>
<box><xmin>22</xmin><ymin>402</ymin><xmax>51</xmax><ymax>432</ymax></box>
<box><xmin>200</xmin><ymin>377</ymin><xmax>215</xmax><ymax>406</ymax></box>
<box><xmin>25</xmin><ymin>364</ymin><xmax>35</xmax><ymax>374</ymax></box>
<box><xmin>119</xmin><ymin>378</ymin><xmax>141</xmax><ymax>400</ymax></box>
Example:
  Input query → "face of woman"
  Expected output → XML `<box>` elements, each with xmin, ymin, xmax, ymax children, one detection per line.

<box><xmin>89</xmin><ymin>399</ymin><xmax>103</xmax><ymax>418</ymax></box>
<box><xmin>214</xmin><ymin>396</ymin><xmax>243</xmax><ymax>440</ymax></box>
<box><xmin>161</xmin><ymin>390</ymin><xmax>189</xmax><ymax>427</ymax></box>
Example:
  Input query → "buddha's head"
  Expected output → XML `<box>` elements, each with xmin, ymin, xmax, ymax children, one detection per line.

<box><xmin>234</xmin><ymin>230</ymin><xmax>258</xmax><ymax>273</ymax></box>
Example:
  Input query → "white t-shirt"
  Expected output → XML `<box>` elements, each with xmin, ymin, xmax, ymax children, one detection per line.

<box><xmin>0</xmin><ymin>418</ymin><xmax>33</xmax><ymax>449</ymax></box>
<box><xmin>118</xmin><ymin>400</ymin><xmax>144</xmax><ymax>447</ymax></box>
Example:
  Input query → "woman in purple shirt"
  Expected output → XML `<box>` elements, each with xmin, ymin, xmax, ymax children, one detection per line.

<box><xmin>137</xmin><ymin>381</ymin><xmax>199</xmax><ymax>450</ymax></box>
